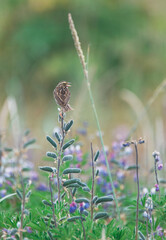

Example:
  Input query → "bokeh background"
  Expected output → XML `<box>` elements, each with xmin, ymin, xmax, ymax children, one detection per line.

<box><xmin>0</xmin><ymin>0</ymin><xmax>166</xmax><ymax>167</ymax></box>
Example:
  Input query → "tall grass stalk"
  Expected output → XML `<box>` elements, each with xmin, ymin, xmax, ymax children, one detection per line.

<box><xmin>68</xmin><ymin>13</ymin><xmax>120</xmax><ymax>219</ymax></box>
<box><xmin>126</xmin><ymin>79</ymin><xmax>166</xmax><ymax>139</ymax></box>
<box><xmin>90</xmin><ymin>143</ymin><xmax>94</xmax><ymax>220</ymax></box>
<box><xmin>57</xmin><ymin>112</ymin><xmax>65</xmax><ymax>203</ymax></box>
<box><xmin>20</xmin><ymin>173</ymin><xmax>25</xmax><ymax>240</ymax></box>
<box><xmin>49</xmin><ymin>176</ymin><xmax>57</xmax><ymax>228</ymax></box>
<box><xmin>134</xmin><ymin>141</ymin><xmax>139</xmax><ymax>240</ymax></box>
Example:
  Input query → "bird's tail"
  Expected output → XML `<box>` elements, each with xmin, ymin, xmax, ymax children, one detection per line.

<box><xmin>64</xmin><ymin>104</ymin><xmax>73</xmax><ymax>112</ymax></box>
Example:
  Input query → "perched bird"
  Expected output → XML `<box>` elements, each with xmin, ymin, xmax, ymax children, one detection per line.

<box><xmin>53</xmin><ymin>81</ymin><xmax>73</xmax><ymax>112</ymax></box>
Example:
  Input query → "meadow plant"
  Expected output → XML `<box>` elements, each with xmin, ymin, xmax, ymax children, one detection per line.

<box><xmin>1</xmin><ymin>14</ymin><xmax>166</xmax><ymax>240</ymax></box>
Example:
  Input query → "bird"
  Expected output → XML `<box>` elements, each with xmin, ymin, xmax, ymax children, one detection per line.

<box><xmin>53</xmin><ymin>81</ymin><xmax>73</xmax><ymax>112</ymax></box>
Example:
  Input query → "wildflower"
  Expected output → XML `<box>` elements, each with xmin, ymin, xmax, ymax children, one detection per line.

<box><xmin>156</xmin><ymin>226</ymin><xmax>163</xmax><ymax>237</ymax></box>
<box><xmin>25</xmin><ymin>226</ymin><xmax>32</xmax><ymax>233</ymax></box>
<box><xmin>150</xmin><ymin>187</ymin><xmax>156</xmax><ymax>195</ymax></box>
<box><xmin>152</xmin><ymin>151</ymin><xmax>160</xmax><ymax>162</ymax></box>
<box><xmin>143</xmin><ymin>211</ymin><xmax>148</xmax><ymax>218</ymax></box>
<box><xmin>0</xmin><ymin>189</ymin><xmax>6</xmax><ymax>198</ymax></box>
<box><xmin>117</xmin><ymin>171</ymin><xmax>125</xmax><ymax>182</ymax></box>
<box><xmin>157</xmin><ymin>163</ymin><xmax>163</xmax><ymax>171</ymax></box>
<box><xmin>142</xmin><ymin>187</ymin><xmax>148</xmax><ymax>196</ymax></box>
<box><xmin>36</xmin><ymin>183</ymin><xmax>48</xmax><ymax>191</ymax></box>
<box><xmin>155</xmin><ymin>184</ymin><xmax>159</xmax><ymax>192</ymax></box>
<box><xmin>79</xmin><ymin>202</ymin><xmax>84</xmax><ymax>213</ymax></box>
<box><xmin>113</xmin><ymin>181</ymin><xmax>119</xmax><ymax>189</ymax></box>
<box><xmin>84</xmin><ymin>202</ymin><xmax>90</xmax><ymax>209</ymax></box>
<box><xmin>123</xmin><ymin>142</ymin><xmax>130</xmax><ymax>147</ymax></box>
<box><xmin>145</xmin><ymin>197</ymin><xmax>153</xmax><ymax>210</ymax></box>
<box><xmin>69</xmin><ymin>202</ymin><xmax>77</xmax><ymax>213</ymax></box>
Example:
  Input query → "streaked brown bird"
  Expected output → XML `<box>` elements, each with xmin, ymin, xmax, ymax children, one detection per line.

<box><xmin>53</xmin><ymin>81</ymin><xmax>73</xmax><ymax>112</ymax></box>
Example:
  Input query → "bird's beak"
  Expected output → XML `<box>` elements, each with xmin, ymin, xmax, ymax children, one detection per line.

<box><xmin>66</xmin><ymin>82</ymin><xmax>71</xmax><ymax>87</ymax></box>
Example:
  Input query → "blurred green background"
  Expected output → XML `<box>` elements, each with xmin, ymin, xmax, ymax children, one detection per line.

<box><xmin>0</xmin><ymin>0</ymin><xmax>166</xmax><ymax>153</ymax></box>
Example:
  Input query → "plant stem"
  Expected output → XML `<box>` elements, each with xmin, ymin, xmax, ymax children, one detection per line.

<box><xmin>20</xmin><ymin>173</ymin><xmax>25</xmax><ymax>240</ymax></box>
<box><xmin>146</xmin><ymin>212</ymin><xmax>148</xmax><ymax>240</ymax></box>
<box><xmin>68</xmin><ymin>13</ymin><xmax>120</xmax><ymax>220</ymax></box>
<box><xmin>154</xmin><ymin>161</ymin><xmax>160</xmax><ymax>200</ymax></box>
<box><xmin>126</xmin><ymin>79</ymin><xmax>166</xmax><ymax>139</ymax></box>
<box><xmin>90</xmin><ymin>143</ymin><xmax>94</xmax><ymax>220</ymax></box>
<box><xmin>57</xmin><ymin>111</ymin><xmax>65</xmax><ymax>204</ymax></box>
<box><xmin>134</xmin><ymin>142</ymin><xmax>139</xmax><ymax>240</ymax></box>
<box><xmin>49</xmin><ymin>176</ymin><xmax>57</xmax><ymax>228</ymax></box>
<box><xmin>80</xmin><ymin>215</ymin><xmax>86</xmax><ymax>240</ymax></box>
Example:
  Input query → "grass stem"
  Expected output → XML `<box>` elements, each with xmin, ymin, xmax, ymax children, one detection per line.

<box><xmin>68</xmin><ymin>12</ymin><xmax>120</xmax><ymax>220</ymax></box>
<box><xmin>49</xmin><ymin>176</ymin><xmax>57</xmax><ymax>228</ymax></box>
<box><xmin>90</xmin><ymin>143</ymin><xmax>94</xmax><ymax>220</ymax></box>
<box><xmin>134</xmin><ymin>142</ymin><xmax>139</xmax><ymax>240</ymax></box>
<box><xmin>20</xmin><ymin>173</ymin><xmax>25</xmax><ymax>240</ymax></box>
<box><xmin>57</xmin><ymin>111</ymin><xmax>65</xmax><ymax>203</ymax></box>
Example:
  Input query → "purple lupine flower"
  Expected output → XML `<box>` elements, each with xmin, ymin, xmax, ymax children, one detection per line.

<box><xmin>117</xmin><ymin>171</ymin><xmax>125</xmax><ymax>182</ymax></box>
<box><xmin>30</xmin><ymin>171</ymin><xmax>38</xmax><ymax>181</ymax></box>
<box><xmin>96</xmin><ymin>176</ymin><xmax>103</xmax><ymax>185</ymax></box>
<box><xmin>156</xmin><ymin>226</ymin><xmax>163</xmax><ymax>237</ymax></box>
<box><xmin>99</xmin><ymin>168</ymin><xmax>108</xmax><ymax>177</ymax></box>
<box><xmin>6</xmin><ymin>180</ymin><xmax>12</xmax><ymax>186</ymax></box>
<box><xmin>36</xmin><ymin>183</ymin><xmax>48</xmax><ymax>191</ymax></box>
<box><xmin>0</xmin><ymin>189</ymin><xmax>6</xmax><ymax>197</ymax></box>
<box><xmin>75</xmin><ymin>145</ymin><xmax>83</xmax><ymax>162</ymax></box>
<box><xmin>79</xmin><ymin>202</ymin><xmax>84</xmax><ymax>213</ymax></box>
<box><xmin>155</xmin><ymin>184</ymin><xmax>159</xmax><ymax>192</ymax></box>
<box><xmin>101</xmin><ymin>186</ymin><xmax>107</xmax><ymax>193</ymax></box>
<box><xmin>112</xmin><ymin>142</ymin><xmax>120</xmax><ymax>151</ymax></box>
<box><xmin>150</xmin><ymin>187</ymin><xmax>156</xmax><ymax>195</ymax></box>
<box><xmin>152</xmin><ymin>151</ymin><xmax>160</xmax><ymax>162</ymax></box>
<box><xmin>84</xmin><ymin>202</ymin><xmax>90</xmax><ymax>209</ymax></box>
<box><xmin>110</xmin><ymin>152</ymin><xmax>116</xmax><ymax>161</ymax></box>
<box><xmin>119</xmin><ymin>159</ymin><xmax>126</xmax><ymax>168</ymax></box>
<box><xmin>25</xmin><ymin>226</ymin><xmax>32</xmax><ymax>233</ymax></box>
<box><xmin>113</xmin><ymin>181</ymin><xmax>119</xmax><ymax>189</ymax></box>
<box><xmin>157</xmin><ymin>163</ymin><xmax>163</xmax><ymax>170</ymax></box>
<box><xmin>69</xmin><ymin>202</ymin><xmax>77</xmax><ymax>213</ymax></box>
<box><xmin>142</xmin><ymin>188</ymin><xmax>148</xmax><ymax>196</ymax></box>
<box><xmin>143</xmin><ymin>211</ymin><xmax>148</xmax><ymax>218</ymax></box>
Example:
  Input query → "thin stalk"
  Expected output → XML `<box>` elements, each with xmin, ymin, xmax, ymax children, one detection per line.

<box><xmin>149</xmin><ymin>211</ymin><xmax>154</xmax><ymax>240</ymax></box>
<box><xmin>68</xmin><ymin>13</ymin><xmax>120</xmax><ymax>220</ymax></box>
<box><xmin>90</xmin><ymin>143</ymin><xmax>94</xmax><ymax>220</ymax></box>
<box><xmin>20</xmin><ymin>173</ymin><xmax>25</xmax><ymax>240</ymax></box>
<box><xmin>57</xmin><ymin>111</ymin><xmax>65</xmax><ymax>203</ymax></box>
<box><xmin>49</xmin><ymin>176</ymin><xmax>57</xmax><ymax>228</ymax></box>
<box><xmin>146</xmin><ymin>212</ymin><xmax>148</xmax><ymax>240</ymax></box>
<box><xmin>134</xmin><ymin>142</ymin><xmax>139</xmax><ymax>240</ymax></box>
<box><xmin>154</xmin><ymin>161</ymin><xmax>160</xmax><ymax>200</ymax></box>
<box><xmin>126</xmin><ymin>79</ymin><xmax>166</xmax><ymax>139</ymax></box>
<box><xmin>80</xmin><ymin>215</ymin><xmax>86</xmax><ymax>240</ymax></box>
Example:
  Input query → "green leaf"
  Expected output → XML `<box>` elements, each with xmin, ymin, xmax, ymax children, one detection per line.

<box><xmin>0</xmin><ymin>193</ymin><xmax>16</xmax><ymax>203</ymax></box>
<box><xmin>62</xmin><ymin>155</ymin><xmax>73</xmax><ymax>162</ymax></box>
<box><xmin>23</xmin><ymin>138</ymin><xmax>36</xmax><ymax>148</ymax></box>
<box><xmin>95</xmin><ymin>196</ymin><xmax>113</xmax><ymax>204</ymax></box>
<box><xmin>46</xmin><ymin>151</ymin><xmax>57</xmax><ymax>159</ymax></box>
<box><xmin>93</xmin><ymin>212</ymin><xmax>109</xmax><ymax>221</ymax></box>
<box><xmin>65</xmin><ymin>120</ymin><xmax>74</xmax><ymax>132</ymax></box>
<box><xmin>39</xmin><ymin>166</ymin><xmax>56</xmax><ymax>173</ymax></box>
<box><xmin>125</xmin><ymin>165</ymin><xmax>139</xmax><ymax>170</ymax></box>
<box><xmin>63</xmin><ymin>178</ymin><xmax>80</xmax><ymax>187</ymax></box>
<box><xmin>67</xmin><ymin>216</ymin><xmax>86</xmax><ymax>222</ymax></box>
<box><xmin>63</xmin><ymin>168</ymin><xmax>81</xmax><ymax>174</ymax></box>
<box><xmin>75</xmin><ymin>198</ymin><xmax>90</xmax><ymax>203</ymax></box>
<box><xmin>94</xmin><ymin>150</ymin><xmax>100</xmax><ymax>162</ymax></box>
<box><xmin>16</xmin><ymin>189</ymin><xmax>23</xmax><ymax>200</ymax></box>
<box><xmin>46</xmin><ymin>136</ymin><xmax>57</xmax><ymax>149</ymax></box>
<box><xmin>55</xmin><ymin>132</ymin><xmax>61</xmax><ymax>143</ymax></box>
<box><xmin>62</xmin><ymin>139</ymin><xmax>75</xmax><ymax>151</ymax></box>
